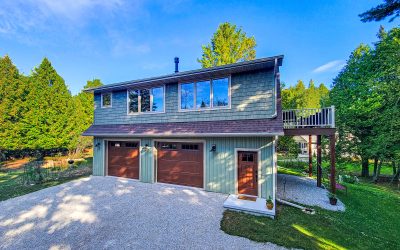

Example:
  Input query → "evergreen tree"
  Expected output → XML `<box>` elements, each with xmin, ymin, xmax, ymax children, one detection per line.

<box><xmin>0</xmin><ymin>55</ymin><xmax>28</xmax><ymax>151</ymax></box>
<box><xmin>71</xmin><ymin>79</ymin><xmax>103</xmax><ymax>155</ymax></box>
<box><xmin>359</xmin><ymin>0</ymin><xmax>400</xmax><ymax>22</ymax></box>
<box><xmin>198</xmin><ymin>22</ymin><xmax>256</xmax><ymax>68</ymax></box>
<box><xmin>22</xmin><ymin>58</ymin><xmax>74</xmax><ymax>152</ymax></box>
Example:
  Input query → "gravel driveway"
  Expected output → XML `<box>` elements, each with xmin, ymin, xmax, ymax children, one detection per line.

<box><xmin>0</xmin><ymin>176</ymin><xmax>284</xmax><ymax>250</ymax></box>
<box><xmin>277</xmin><ymin>174</ymin><xmax>345</xmax><ymax>211</ymax></box>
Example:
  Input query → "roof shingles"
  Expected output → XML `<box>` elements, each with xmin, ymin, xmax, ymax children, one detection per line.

<box><xmin>83</xmin><ymin>118</ymin><xmax>283</xmax><ymax>137</ymax></box>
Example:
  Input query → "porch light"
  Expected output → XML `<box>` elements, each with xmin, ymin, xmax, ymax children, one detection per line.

<box><xmin>210</xmin><ymin>144</ymin><xmax>217</xmax><ymax>152</ymax></box>
<box><xmin>142</xmin><ymin>144</ymin><xmax>151</xmax><ymax>152</ymax></box>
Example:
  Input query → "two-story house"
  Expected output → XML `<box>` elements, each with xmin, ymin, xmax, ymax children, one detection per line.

<box><xmin>83</xmin><ymin>55</ymin><xmax>284</xmax><ymax>215</ymax></box>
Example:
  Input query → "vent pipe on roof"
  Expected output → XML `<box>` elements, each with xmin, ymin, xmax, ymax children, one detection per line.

<box><xmin>174</xmin><ymin>57</ymin><xmax>179</xmax><ymax>73</ymax></box>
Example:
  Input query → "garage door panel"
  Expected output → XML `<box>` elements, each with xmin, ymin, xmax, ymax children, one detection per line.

<box><xmin>157</xmin><ymin>171</ymin><xmax>203</xmax><ymax>187</ymax></box>
<box><xmin>158</xmin><ymin>160</ymin><xmax>201</xmax><ymax>173</ymax></box>
<box><xmin>157</xmin><ymin>142</ymin><xmax>203</xmax><ymax>188</ymax></box>
<box><xmin>108</xmin><ymin>141</ymin><xmax>139</xmax><ymax>179</ymax></box>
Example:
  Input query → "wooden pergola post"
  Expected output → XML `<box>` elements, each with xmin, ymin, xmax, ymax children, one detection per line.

<box><xmin>330</xmin><ymin>134</ymin><xmax>336</xmax><ymax>193</ymax></box>
<box><xmin>308</xmin><ymin>135</ymin><xmax>312</xmax><ymax>177</ymax></box>
<box><xmin>317</xmin><ymin>135</ymin><xmax>322</xmax><ymax>187</ymax></box>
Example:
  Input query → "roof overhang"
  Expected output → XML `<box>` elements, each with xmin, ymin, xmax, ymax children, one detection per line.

<box><xmin>82</xmin><ymin>118</ymin><xmax>284</xmax><ymax>138</ymax></box>
<box><xmin>82</xmin><ymin>132</ymin><xmax>284</xmax><ymax>137</ymax></box>
<box><xmin>85</xmin><ymin>55</ymin><xmax>284</xmax><ymax>93</ymax></box>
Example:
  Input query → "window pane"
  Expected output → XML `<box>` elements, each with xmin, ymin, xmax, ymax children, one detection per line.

<box><xmin>125</xmin><ymin>142</ymin><xmax>138</xmax><ymax>148</ymax></box>
<box><xmin>128</xmin><ymin>90</ymin><xmax>139</xmax><ymax>113</ymax></box>
<box><xmin>102</xmin><ymin>93</ymin><xmax>111</xmax><ymax>107</ymax></box>
<box><xmin>152</xmin><ymin>87</ymin><xmax>164</xmax><ymax>112</ymax></box>
<box><xmin>159</xmin><ymin>143</ymin><xmax>177</xmax><ymax>150</ymax></box>
<box><xmin>212</xmin><ymin>78</ymin><xmax>229</xmax><ymax>107</ymax></box>
<box><xmin>196</xmin><ymin>80</ymin><xmax>210</xmax><ymax>108</ymax></box>
<box><xmin>181</xmin><ymin>83</ymin><xmax>194</xmax><ymax>109</ymax></box>
<box><xmin>140</xmin><ymin>89</ymin><xmax>151</xmax><ymax>112</ymax></box>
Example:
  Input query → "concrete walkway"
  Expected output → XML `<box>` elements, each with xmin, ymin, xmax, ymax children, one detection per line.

<box><xmin>0</xmin><ymin>176</ymin><xmax>285</xmax><ymax>250</ymax></box>
<box><xmin>277</xmin><ymin>174</ymin><xmax>345</xmax><ymax>211</ymax></box>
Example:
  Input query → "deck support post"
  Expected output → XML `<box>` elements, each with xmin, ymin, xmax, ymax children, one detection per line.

<box><xmin>308</xmin><ymin>135</ymin><xmax>312</xmax><ymax>177</ymax></box>
<box><xmin>329</xmin><ymin>134</ymin><xmax>336</xmax><ymax>193</ymax></box>
<box><xmin>317</xmin><ymin>135</ymin><xmax>322</xmax><ymax>187</ymax></box>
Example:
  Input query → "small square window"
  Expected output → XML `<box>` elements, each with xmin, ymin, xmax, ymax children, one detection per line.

<box><xmin>125</xmin><ymin>142</ymin><xmax>138</xmax><ymax>148</ymax></box>
<box><xmin>242</xmin><ymin>153</ymin><xmax>254</xmax><ymax>162</ymax></box>
<box><xmin>159</xmin><ymin>143</ymin><xmax>177</xmax><ymax>150</ymax></box>
<box><xmin>182</xmin><ymin>144</ymin><xmax>199</xmax><ymax>150</ymax></box>
<box><xmin>101</xmin><ymin>93</ymin><xmax>112</xmax><ymax>108</ymax></box>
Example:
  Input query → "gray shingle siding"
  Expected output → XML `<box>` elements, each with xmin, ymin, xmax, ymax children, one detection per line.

<box><xmin>94</xmin><ymin>69</ymin><xmax>275</xmax><ymax>125</ymax></box>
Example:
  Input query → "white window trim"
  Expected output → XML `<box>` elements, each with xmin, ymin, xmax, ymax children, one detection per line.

<box><xmin>126</xmin><ymin>85</ymin><xmax>166</xmax><ymax>115</ymax></box>
<box><xmin>101</xmin><ymin>92</ymin><xmax>112</xmax><ymax>108</ymax></box>
<box><xmin>178</xmin><ymin>76</ymin><xmax>231</xmax><ymax>112</ymax></box>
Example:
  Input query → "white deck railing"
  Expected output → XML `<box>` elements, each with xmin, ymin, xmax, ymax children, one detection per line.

<box><xmin>283</xmin><ymin>106</ymin><xmax>335</xmax><ymax>129</ymax></box>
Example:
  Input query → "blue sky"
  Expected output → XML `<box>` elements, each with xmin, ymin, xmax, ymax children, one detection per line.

<box><xmin>0</xmin><ymin>0</ymin><xmax>397</xmax><ymax>94</ymax></box>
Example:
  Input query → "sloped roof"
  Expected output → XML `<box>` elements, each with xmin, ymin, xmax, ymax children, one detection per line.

<box><xmin>82</xmin><ymin>118</ymin><xmax>283</xmax><ymax>137</ymax></box>
<box><xmin>85</xmin><ymin>55</ymin><xmax>283</xmax><ymax>93</ymax></box>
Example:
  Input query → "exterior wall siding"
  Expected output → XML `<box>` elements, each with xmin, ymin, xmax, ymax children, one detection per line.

<box><xmin>93</xmin><ymin>137</ymin><xmax>105</xmax><ymax>176</ymax></box>
<box><xmin>140</xmin><ymin>138</ymin><xmax>154</xmax><ymax>183</ymax></box>
<box><xmin>94</xmin><ymin>69</ymin><xmax>275</xmax><ymax>125</ymax></box>
<box><xmin>205</xmin><ymin>137</ymin><xmax>274</xmax><ymax>199</ymax></box>
<box><xmin>92</xmin><ymin>136</ymin><xmax>274</xmax><ymax>199</ymax></box>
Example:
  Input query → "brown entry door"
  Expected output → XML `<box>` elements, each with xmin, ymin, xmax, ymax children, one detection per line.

<box><xmin>157</xmin><ymin>142</ymin><xmax>203</xmax><ymax>188</ymax></box>
<box><xmin>238</xmin><ymin>151</ymin><xmax>258</xmax><ymax>196</ymax></box>
<box><xmin>108</xmin><ymin>141</ymin><xmax>139</xmax><ymax>179</ymax></box>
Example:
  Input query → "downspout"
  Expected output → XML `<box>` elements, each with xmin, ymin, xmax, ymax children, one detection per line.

<box><xmin>272</xmin><ymin>58</ymin><xmax>279</xmax><ymax>118</ymax></box>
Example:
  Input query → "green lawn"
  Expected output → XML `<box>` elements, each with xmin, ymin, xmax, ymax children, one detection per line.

<box><xmin>278</xmin><ymin>157</ymin><xmax>396</xmax><ymax>177</ymax></box>
<box><xmin>0</xmin><ymin>158</ymin><xmax>92</xmax><ymax>201</ymax></box>
<box><xmin>221</xmin><ymin>181</ymin><xmax>400</xmax><ymax>249</ymax></box>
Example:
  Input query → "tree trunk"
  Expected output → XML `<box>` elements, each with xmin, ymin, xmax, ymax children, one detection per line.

<box><xmin>361</xmin><ymin>157</ymin><xmax>369</xmax><ymax>177</ymax></box>
<box><xmin>393</xmin><ymin>161</ymin><xmax>396</xmax><ymax>175</ymax></box>
<box><xmin>373</xmin><ymin>158</ymin><xmax>378</xmax><ymax>177</ymax></box>
<box><xmin>373</xmin><ymin>159</ymin><xmax>383</xmax><ymax>183</ymax></box>
<box><xmin>391</xmin><ymin>161</ymin><xmax>400</xmax><ymax>183</ymax></box>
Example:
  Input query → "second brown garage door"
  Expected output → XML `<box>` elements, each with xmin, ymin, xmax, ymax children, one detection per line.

<box><xmin>156</xmin><ymin>142</ymin><xmax>203</xmax><ymax>188</ymax></box>
<box><xmin>108</xmin><ymin>141</ymin><xmax>139</xmax><ymax>179</ymax></box>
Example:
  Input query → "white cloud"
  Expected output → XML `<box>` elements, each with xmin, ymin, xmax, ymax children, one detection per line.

<box><xmin>312</xmin><ymin>60</ymin><xmax>346</xmax><ymax>73</ymax></box>
<box><xmin>108</xmin><ymin>30</ymin><xmax>151</xmax><ymax>57</ymax></box>
<box><xmin>0</xmin><ymin>0</ymin><xmax>128</xmax><ymax>35</ymax></box>
<box><xmin>35</xmin><ymin>0</ymin><xmax>124</xmax><ymax>20</ymax></box>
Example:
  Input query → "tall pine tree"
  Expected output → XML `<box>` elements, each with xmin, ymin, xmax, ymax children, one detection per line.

<box><xmin>0</xmin><ymin>55</ymin><xmax>28</xmax><ymax>152</ymax></box>
<box><xmin>22</xmin><ymin>58</ymin><xmax>74</xmax><ymax>152</ymax></box>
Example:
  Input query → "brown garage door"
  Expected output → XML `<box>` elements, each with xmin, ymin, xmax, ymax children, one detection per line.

<box><xmin>108</xmin><ymin>141</ymin><xmax>139</xmax><ymax>179</ymax></box>
<box><xmin>156</xmin><ymin>142</ymin><xmax>203</xmax><ymax>188</ymax></box>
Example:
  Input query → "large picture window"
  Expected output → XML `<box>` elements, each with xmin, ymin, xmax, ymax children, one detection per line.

<box><xmin>180</xmin><ymin>83</ymin><xmax>194</xmax><ymax>109</ymax></box>
<box><xmin>179</xmin><ymin>77</ymin><xmax>229</xmax><ymax>111</ymax></box>
<box><xmin>196</xmin><ymin>80</ymin><xmax>211</xmax><ymax>108</ymax></box>
<box><xmin>128</xmin><ymin>86</ymin><xmax>165</xmax><ymax>114</ymax></box>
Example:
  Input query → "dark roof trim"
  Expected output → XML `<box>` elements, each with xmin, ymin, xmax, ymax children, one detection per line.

<box><xmin>83</xmin><ymin>132</ymin><xmax>284</xmax><ymax>137</ymax></box>
<box><xmin>85</xmin><ymin>55</ymin><xmax>284</xmax><ymax>93</ymax></box>
<box><xmin>82</xmin><ymin>117</ymin><xmax>283</xmax><ymax>138</ymax></box>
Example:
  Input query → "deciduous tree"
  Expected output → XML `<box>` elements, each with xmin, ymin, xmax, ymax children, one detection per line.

<box><xmin>198</xmin><ymin>22</ymin><xmax>256</xmax><ymax>68</ymax></box>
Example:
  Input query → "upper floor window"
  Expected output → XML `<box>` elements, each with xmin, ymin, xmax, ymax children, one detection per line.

<box><xmin>179</xmin><ymin>77</ymin><xmax>230</xmax><ymax>111</ymax></box>
<box><xmin>101</xmin><ymin>93</ymin><xmax>112</xmax><ymax>108</ymax></box>
<box><xmin>127</xmin><ymin>86</ymin><xmax>164</xmax><ymax>114</ymax></box>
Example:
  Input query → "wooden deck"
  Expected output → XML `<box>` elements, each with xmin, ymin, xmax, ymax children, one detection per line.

<box><xmin>282</xmin><ymin>106</ymin><xmax>337</xmax><ymax>193</ymax></box>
